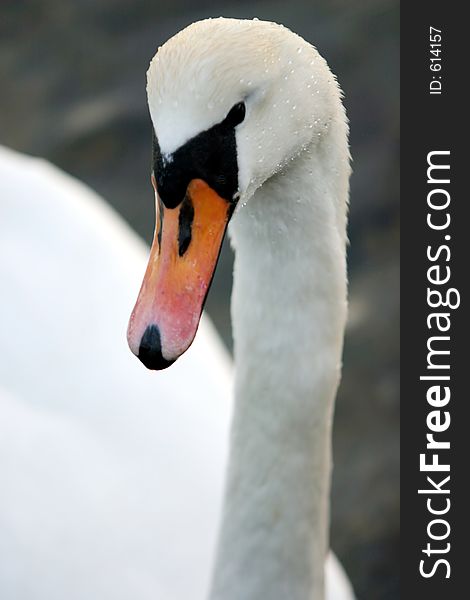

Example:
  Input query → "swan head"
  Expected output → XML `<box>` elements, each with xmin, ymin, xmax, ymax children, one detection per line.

<box><xmin>127</xmin><ymin>17</ymin><xmax>345</xmax><ymax>370</ymax></box>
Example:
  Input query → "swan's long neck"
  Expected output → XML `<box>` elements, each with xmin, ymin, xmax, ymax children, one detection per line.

<box><xmin>209</xmin><ymin>139</ymin><xmax>349</xmax><ymax>600</ymax></box>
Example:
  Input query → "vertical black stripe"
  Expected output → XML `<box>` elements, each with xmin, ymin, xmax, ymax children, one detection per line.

<box><xmin>178</xmin><ymin>193</ymin><xmax>194</xmax><ymax>257</ymax></box>
<box><xmin>157</xmin><ymin>195</ymin><xmax>164</xmax><ymax>251</ymax></box>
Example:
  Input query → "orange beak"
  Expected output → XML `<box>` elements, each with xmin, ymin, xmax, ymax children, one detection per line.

<box><xmin>127</xmin><ymin>176</ymin><xmax>233</xmax><ymax>369</ymax></box>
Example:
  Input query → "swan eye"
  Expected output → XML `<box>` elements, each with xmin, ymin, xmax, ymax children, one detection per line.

<box><xmin>224</xmin><ymin>102</ymin><xmax>246</xmax><ymax>127</ymax></box>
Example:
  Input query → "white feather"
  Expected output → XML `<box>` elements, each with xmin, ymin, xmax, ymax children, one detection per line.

<box><xmin>0</xmin><ymin>145</ymin><xmax>231</xmax><ymax>600</ymax></box>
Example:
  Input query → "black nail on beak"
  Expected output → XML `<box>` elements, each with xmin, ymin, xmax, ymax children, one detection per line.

<box><xmin>138</xmin><ymin>324</ymin><xmax>175</xmax><ymax>371</ymax></box>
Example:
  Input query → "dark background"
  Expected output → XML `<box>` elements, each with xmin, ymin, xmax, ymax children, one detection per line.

<box><xmin>0</xmin><ymin>1</ymin><xmax>399</xmax><ymax>598</ymax></box>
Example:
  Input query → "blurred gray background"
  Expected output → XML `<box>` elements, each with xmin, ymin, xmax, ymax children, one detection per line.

<box><xmin>1</xmin><ymin>0</ymin><xmax>399</xmax><ymax>598</ymax></box>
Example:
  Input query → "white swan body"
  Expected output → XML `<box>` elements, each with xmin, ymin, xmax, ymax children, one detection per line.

<box><xmin>0</xmin><ymin>144</ymin><xmax>352</xmax><ymax>599</ymax></box>
<box><xmin>0</xmin><ymin>145</ymin><xmax>232</xmax><ymax>600</ymax></box>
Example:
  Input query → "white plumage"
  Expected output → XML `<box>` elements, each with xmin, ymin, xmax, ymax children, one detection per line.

<box><xmin>0</xmin><ymin>145</ymin><xmax>232</xmax><ymax>600</ymax></box>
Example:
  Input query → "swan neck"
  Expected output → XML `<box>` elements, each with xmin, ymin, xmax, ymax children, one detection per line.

<box><xmin>209</xmin><ymin>148</ymin><xmax>348</xmax><ymax>600</ymax></box>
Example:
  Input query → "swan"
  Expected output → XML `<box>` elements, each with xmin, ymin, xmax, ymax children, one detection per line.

<box><xmin>0</xmin><ymin>16</ymin><xmax>354</xmax><ymax>600</ymax></box>
<box><xmin>127</xmin><ymin>17</ymin><xmax>353</xmax><ymax>600</ymax></box>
